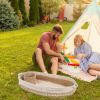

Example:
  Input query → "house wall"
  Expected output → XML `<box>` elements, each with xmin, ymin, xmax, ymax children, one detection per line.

<box><xmin>50</xmin><ymin>4</ymin><xmax>74</xmax><ymax>21</ymax></box>
<box><xmin>64</xmin><ymin>4</ymin><xmax>74</xmax><ymax>21</ymax></box>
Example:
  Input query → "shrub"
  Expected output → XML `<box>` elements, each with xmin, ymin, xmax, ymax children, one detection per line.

<box><xmin>9</xmin><ymin>0</ymin><xmax>19</xmax><ymax>14</ymax></box>
<box><xmin>0</xmin><ymin>0</ymin><xmax>20</xmax><ymax>31</ymax></box>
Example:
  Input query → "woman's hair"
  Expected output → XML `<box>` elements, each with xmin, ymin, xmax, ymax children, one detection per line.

<box><xmin>74</xmin><ymin>34</ymin><xmax>85</xmax><ymax>46</ymax></box>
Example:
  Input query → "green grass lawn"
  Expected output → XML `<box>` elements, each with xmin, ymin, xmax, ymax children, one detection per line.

<box><xmin>0</xmin><ymin>22</ymin><xmax>100</xmax><ymax>100</ymax></box>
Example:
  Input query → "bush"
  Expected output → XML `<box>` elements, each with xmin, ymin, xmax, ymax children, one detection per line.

<box><xmin>9</xmin><ymin>0</ymin><xmax>19</xmax><ymax>14</ymax></box>
<box><xmin>50</xmin><ymin>19</ymin><xmax>59</xmax><ymax>23</ymax></box>
<box><xmin>0</xmin><ymin>0</ymin><xmax>20</xmax><ymax>31</ymax></box>
<box><xmin>28</xmin><ymin>21</ymin><xmax>35</xmax><ymax>27</ymax></box>
<box><xmin>17</xmin><ymin>10</ymin><xmax>23</xmax><ymax>27</ymax></box>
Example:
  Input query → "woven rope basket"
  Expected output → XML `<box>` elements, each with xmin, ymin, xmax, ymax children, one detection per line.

<box><xmin>18</xmin><ymin>71</ymin><xmax>78</xmax><ymax>97</ymax></box>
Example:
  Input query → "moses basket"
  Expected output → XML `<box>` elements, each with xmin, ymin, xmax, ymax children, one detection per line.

<box><xmin>18</xmin><ymin>71</ymin><xmax>78</xmax><ymax>97</ymax></box>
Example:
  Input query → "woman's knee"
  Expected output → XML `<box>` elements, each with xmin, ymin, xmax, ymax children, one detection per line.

<box><xmin>89</xmin><ymin>64</ymin><xmax>100</xmax><ymax>70</ymax></box>
<box><xmin>88</xmin><ymin>69</ymin><xmax>97</xmax><ymax>76</ymax></box>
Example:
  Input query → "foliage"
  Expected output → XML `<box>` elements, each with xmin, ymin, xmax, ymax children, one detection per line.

<box><xmin>18</xmin><ymin>0</ymin><xmax>28</xmax><ymax>25</ymax></box>
<box><xmin>9</xmin><ymin>0</ymin><xmax>19</xmax><ymax>14</ymax></box>
<box><xmin>29</xmin><ymin>0</ymin><xmax>40</xmax><ymax>26</ymax></box>
<box><xmin>73</xmin><ymin>0</ymin><xmax>84</xmax><ymax>19</ymax></box>
<box><xmin>17</xmin><ymin>10</ymin><xmax>23</xmax><ymax>26</ymax></box>
<box><xmin>38</xmin><ymin>0</ymin><xmax>43</xmax><ymax>21</ymax></box>
<box><xmin>41</xmin><ymin>0</ymin><xmax>66</xmax><ymax>16</ymax></box>
<box><xmin>0</xmin><ymin>0</ymin><xmax>20</xmax><ymax>31</ymax></box>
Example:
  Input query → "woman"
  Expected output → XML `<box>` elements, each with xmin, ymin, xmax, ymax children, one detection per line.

<box><xmin>74</xmin><ymin>34</ymin><xmax>100</xmax><ymax>76</ymax></box>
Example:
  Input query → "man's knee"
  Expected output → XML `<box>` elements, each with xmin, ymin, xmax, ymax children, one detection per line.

<box><xmin>32</xmin><ymin>53</ymin><xmax>37</xmax><ymax>64</ymax></box>
<box><xmin>51</xmin><ymin>57</ymin><xmax>58</xmax><ymax>63</ymax></box>
<box><xmin>35</xmin><ymin>48</ymin><xmax>42</xmax><ymax>54</ymax></box>
<box><xmin>32</xmin><ymin>48</ymin><xmax>42</xmax><ymax>64</ymax></box>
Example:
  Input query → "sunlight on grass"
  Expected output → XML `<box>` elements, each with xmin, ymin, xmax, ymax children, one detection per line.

<box><xmin>0</xmin><ymin>22</ymin><xmax>100</xmax><ymax>100</ymax></box>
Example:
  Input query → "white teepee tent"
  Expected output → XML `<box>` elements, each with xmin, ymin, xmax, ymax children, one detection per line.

<box><xmin>62</xmin><ymin>0</ymin><xmax>100</xmax><ymax>54</ymax></box>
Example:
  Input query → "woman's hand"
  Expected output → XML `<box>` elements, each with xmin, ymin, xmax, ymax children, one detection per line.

<box><xmin>77</xmin><ymin>54</ymin><xmax>86</xmax><ymax>60</ymax></box>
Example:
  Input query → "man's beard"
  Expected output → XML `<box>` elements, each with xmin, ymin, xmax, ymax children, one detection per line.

<box><xmin>53</xmin><ymin>35</ymin><xmax>56</xmax><ymax>40</ymax></box>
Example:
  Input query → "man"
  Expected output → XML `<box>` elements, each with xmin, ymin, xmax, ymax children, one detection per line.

<box><xmin>33</xmin><ymin>24</ymin><xmax>64</xmax><ymax>74</ymax></box>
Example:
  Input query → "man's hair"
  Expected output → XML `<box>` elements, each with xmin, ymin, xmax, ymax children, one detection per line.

<box><xmin>52</xmin><ymin>24</ymin><xmax>63</xmax><ymax>34</ymax></box>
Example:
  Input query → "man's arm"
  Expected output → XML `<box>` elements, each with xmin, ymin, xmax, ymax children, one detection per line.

<box><xmin>43</xmin><ymin>42</ymin><xmax>61</xmax><ymax>57</ymax></box>
<box><xmin>56</xmin><ymin>42</ymin><xmax>63</xmax><ymax>53</ymax></box>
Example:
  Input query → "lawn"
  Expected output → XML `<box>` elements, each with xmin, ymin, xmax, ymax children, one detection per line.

<box><xmin>0</xmin><ymin>22</ymin><xmax>100</xmax><ymax>100</ymax></box>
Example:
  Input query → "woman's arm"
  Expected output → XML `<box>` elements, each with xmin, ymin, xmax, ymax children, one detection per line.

<box><xmin>74</xmin><ymin>43</ymin><xmax>92</xmax><ymax>59</ymax></box>
<box><xmin>77</xmin><ymin>43</ymin><xmax>92</xmax><ymax>59</ymax></box>
<box><xmin>76</xmin><ymin>54</ymin><xmax>87</xmax><ymax>59</ymax></box>
<box><xmin>83</xmin><ymin>43</ymin><xmax>92</xmax><ymax>57</ymax></box>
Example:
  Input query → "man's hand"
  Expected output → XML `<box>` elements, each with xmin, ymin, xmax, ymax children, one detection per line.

<box><xmin>59</xmin><ymin>54</ymin><xmax>65</xmax><ymax>62</ymax></box>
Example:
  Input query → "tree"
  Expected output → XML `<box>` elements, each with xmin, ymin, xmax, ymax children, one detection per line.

<box><xmin>41</xmin><ymin>0</ymin><xmax>66</xmax><ymax>19</ymax></box>
<box><xmin>29</xmin><ymin>0</ymin><xmax>40</xmax><ymax>25</ymax></box>
<box><xmin>38</xmin><ymin>0</ymin><xmax>43</xmax><ymax>21</ymax></box>
<box><xmin>18</xmin><ymin>0</ymin><xmax>28</xmax><ymax>25</ymax></box>
<box><xmin>64</xmin><ymin>0</ymin><xmax>69</xmax><ymax>3</ymax></box>
<box><xmin>9</xmin><ymin>0</ymin><xmax>19</xmax><ymax>14</ymax></box>
<box><xmin>73</xmin><ymin>0</ymin><xmax>91</xmax><ymax>20</ymax></box>
<box><xmin>0</xmin><ymin>0</ymin><xmax>20</xmax><ymax>31</ymax></box>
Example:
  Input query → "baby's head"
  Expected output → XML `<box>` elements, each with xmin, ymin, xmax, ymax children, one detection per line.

<box><xmin>74</xmin><ymin>34</ymin><xmax>85</xmax><ymax>47</ymax></box>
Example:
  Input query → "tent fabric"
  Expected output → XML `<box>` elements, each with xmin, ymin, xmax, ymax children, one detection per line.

<box><xmin>62</xmin><ymin>0</ymin><xmax>100</xmax><ymax>54</ymax></box>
